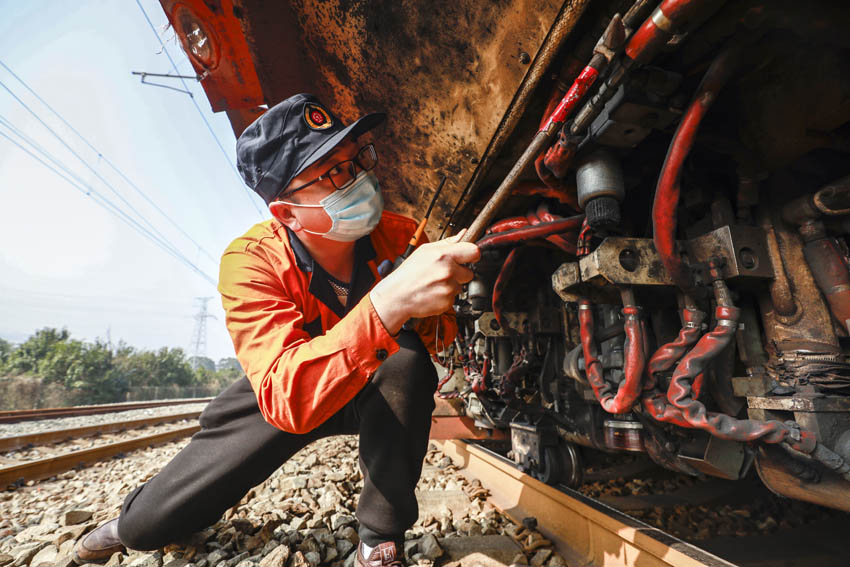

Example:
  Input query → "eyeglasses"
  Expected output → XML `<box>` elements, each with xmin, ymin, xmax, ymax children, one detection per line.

<box><xmin>278</xmin><ymin>144</ymin><xmax>378</xmax><ymax>200</ymax></box>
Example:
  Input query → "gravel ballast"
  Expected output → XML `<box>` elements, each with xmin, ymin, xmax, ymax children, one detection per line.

<box><xmin>0</xmin><ymin>435</ymin><xmax>568</xmax><ymax>567</ymax></box>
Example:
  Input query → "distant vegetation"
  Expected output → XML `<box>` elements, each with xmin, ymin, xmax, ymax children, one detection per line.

<box><xmin>0</xmin><ymin>328</ymin><xmax>243</xmax><ymax>409</ymax></box>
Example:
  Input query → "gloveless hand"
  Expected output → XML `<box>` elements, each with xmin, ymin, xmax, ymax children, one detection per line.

<box><xmin>370</xmin><ymin>229</ymin><xmax>480</xmax><ymax>335</ymax></box>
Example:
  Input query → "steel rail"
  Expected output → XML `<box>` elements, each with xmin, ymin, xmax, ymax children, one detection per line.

<box><xmin>0</xmin><ymin>424</ymin><xmax>200</xmax><ymax>488</ymax></box>
<box><xmin>0</xmin><ymin>398</ymin><xmax>212</xmax><ymax>424</ymax></box>
<box><xmin>436</xmin><ymin>440</ymin><xmax>735</xmax><ymax>567</ymax></box>
<box><xmin>0</xmin><ymin>411</ymin><xmax>202</xmax><ymax>452</ymax></box>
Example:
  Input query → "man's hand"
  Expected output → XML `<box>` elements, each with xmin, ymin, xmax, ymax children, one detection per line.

<box><xmin>370</xmin><ymin>229</ymin><xmax>480</xmax><ymax>336</ymax></box>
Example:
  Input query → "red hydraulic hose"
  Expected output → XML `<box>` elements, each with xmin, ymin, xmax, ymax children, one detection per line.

<box><xmin>625</xmin><ymin>0</ymin><xmax>705</xmax><ymax>65</ymax></box>
<box><xmin>514</xmin><ymin>180</ymin><xmax>580</xmax><ymax>210</ymax></box>
<box><xmin>642</xmin><ymin>306</ymin><xmax>705</xmax><ymax>428</ymax></box>
<box><xmin>652</xmin><ymin>44</ymin><xmax>740</xmax><ymax>292</ymax></box>
<box><xmin>578</xmin><ymin>290</ymin><xmax>646</xmax><ymax>415</ymax></box>
<box><xmin>666</xmin><ymin>269</ymin><xmax>792</xmax><ymax>443</ymax></box>
<box><xmin>528</xmin><ymin>203</ymin><xmax>574</xmax><ymax>252</ymax></box>
<box><xmin>488</xmin><ymin>216</ymin><xmax>530</xmax><ymax>234</ymax></box>
<box><xmin>477</xmin><ymin>215</ymin><xmax>584</xmax><ymax>249</ymax></box>
<box><xmin>492</xmin><ymin>248</ymin><xmax>520</xmax><ymax>333</ymax></box>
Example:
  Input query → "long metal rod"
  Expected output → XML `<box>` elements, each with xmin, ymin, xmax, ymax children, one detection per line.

<box><xmin>0</xmin><ymin>398</ymin><xmax>212</xmax><ymax>423</ymax></box>
<box><xmin>0</xmin><ymin>424</ymin><xmax>200</xmax><ymax>487</ymax></box>
<box><xmin>0</xmin><ymin>411</ymin><xmax>202</xmax><ymax>452</ymax></box>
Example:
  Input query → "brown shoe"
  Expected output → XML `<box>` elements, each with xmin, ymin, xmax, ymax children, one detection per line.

<box><xmin>356</xmin><ymin>542</ymin><xmax>404</xmax><ymax>567</ymax></box>
<box><xmin>73</xmin><ymin>518</ymin><xmax>125</xmax><ymax>564</ymax></box>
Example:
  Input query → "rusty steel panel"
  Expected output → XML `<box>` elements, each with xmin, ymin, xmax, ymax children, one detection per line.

<box><xmin>233</xmin><ymin>0</ymin><xmax>574</xmax><ymax>236</ymax></box>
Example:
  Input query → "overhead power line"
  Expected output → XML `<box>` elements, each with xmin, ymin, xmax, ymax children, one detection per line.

<box><xmin>0</xmin><ymin>112</ymin><xmax>215</xmax><ymax>285</ymax></box>
<box><xmin>0</xmin><ymin>80</ymin><xmax>204</xmax><ymax>266</ymax></box>
<box><xmin>134</xmin><ymin>0</ymin><xmax>266</xmax><ymax>219</ymax></box>
<box><xmin>0</xmin><ymin>77</ymin><xmax>221</xmax><ymax>274</ymax></box>
<box><xmin>0</xmin><ymin>123</ymin><xmax>218</xmax><ymax>286</ymax></box>
<box><xmin>0</xmin><ymin>59</ymin><xmax>219</xmax><ymax>264</ymax></box>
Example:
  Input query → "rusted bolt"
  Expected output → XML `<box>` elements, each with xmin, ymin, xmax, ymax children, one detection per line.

<box><xmin>519</xmin><ymin>51</ymin><xmax>531</xmax><ymax>64</ymax></box>
<box><xmin>490</xmin><ymin>319</ymin><xmax>501</xmax><ymax>331</ymax></box>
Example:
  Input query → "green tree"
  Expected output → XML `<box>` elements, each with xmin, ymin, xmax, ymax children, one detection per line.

<box><xmin>217</xmin><ymin>357</ymin><xmax>242</xmax><ymax>372</ymax></box>
<box><xmin>4</xmin><ymin>328</ymin><xmax>69</xmax><ymax>374</ymax></box>
<box><xmin>188</xmin><ymin>356</ymin><xmax>216</xmax><ymax>372</ymax></box>
<box><xmin>115</xmin><ymin>347</ymin><xmax>195</xmax><ymax>390</ymax></box>
<box><xmin>0</xmin><ymin>338</ymin><xmax>11</xmax><ymax>367</ymax></box>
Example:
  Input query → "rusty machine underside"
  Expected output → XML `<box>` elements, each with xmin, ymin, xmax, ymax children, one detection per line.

<box><xmin>162</xmin><ymin>0</ymin><xmax>850</xmax><ymax>512</ymax></box>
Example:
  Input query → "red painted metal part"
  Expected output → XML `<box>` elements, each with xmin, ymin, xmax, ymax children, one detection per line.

<box><xmin>578</xmin><ymin>297</ymin><xmax>646</xmax><ymax>415</ymax></box>
<box><xmin>804</xmin><ymin>235</ymin><xmax>850</xmax><ymax>333</ymax></box>
<box><xmin>624</xmin><ymin>0</ymin><xmax>700</xmax><ymax>65</ymax></box>
<box><xmin>667</xmin><ymin>304</ymin><xmax>791</xmax><ymax>443</ymax></box>
<box><xmin>543</xmin><ymin>130</ymin><xmax>579</xmax><ymax>180</ymax></box>
<box><xmin>652</xmin><ymin>44</ymin><xmax>739</xmax><ymax>291</ymax></box>
<box><xmin>642</xmin><ymin>307</ymin><xmax>706</xmax><ymax>428</ymax></box>
<box><xmin>159</xmin><ymin>0</ymin><xmax>264</xmax><ymax>114</ymax></box>
<box><xmin>540</xmin><ymin>66</ymin><xmax>600</xmax><ymax>133</ymax></box>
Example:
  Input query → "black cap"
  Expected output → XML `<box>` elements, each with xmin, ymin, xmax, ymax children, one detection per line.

<box><xmin>236</xmin><ymin>93</ymin><xmax>386</xmax><ymax>204</ymax></box>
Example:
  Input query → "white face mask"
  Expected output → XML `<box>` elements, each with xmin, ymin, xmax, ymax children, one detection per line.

<box><xmin>281</xmin><ymin>171</ymin><xmax>384</xmax><ymax>242</ymax></box>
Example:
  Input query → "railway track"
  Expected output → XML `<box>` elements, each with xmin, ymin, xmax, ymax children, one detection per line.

<box><xmin>2</xmin><ymin>405</ymin><xmax>842</xmax><ymax>566</ymax></box>
<box><xmin>437</xmin><ymin>440</ymin><xmax>735</xmax><ymax>567</ymax></box>
<box><xmin>0</xmin><ymin>397</ymin><xmax>213</xmax><ymax>423</ymax></box>
<box><xmin>0</xmin><ymin>403</ymin><xmax>206</xmax><ymax>488</ymax></box>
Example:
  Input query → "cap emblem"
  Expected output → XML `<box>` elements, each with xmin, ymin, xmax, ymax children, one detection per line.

<box><xmin>304</xmin><ymin>103</ymin><xmax>333</xmax><ymax>130</ymax></box>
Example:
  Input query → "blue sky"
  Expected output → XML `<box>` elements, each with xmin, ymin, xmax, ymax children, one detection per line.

<box><xmin>0</xmin><ymin>0</ymin><xmax>268</xmax><ymax>360</ymax></box>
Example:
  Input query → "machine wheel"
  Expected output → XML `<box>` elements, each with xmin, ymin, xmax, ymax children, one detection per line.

<box><xmin>536</xmin><ymin>443</ymin><xmax>583</xmax><ymax>487</ymax></box>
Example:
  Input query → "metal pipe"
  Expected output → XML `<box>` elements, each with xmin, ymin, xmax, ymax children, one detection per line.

<box><xmin>801</xmin><ymin>221</ymin><xmax>850</xmax><ymax>334</ymax></box>
<box><xmin>554</xmin><ymin>0</ymin><xmax>716</xmax><ymax>181</ymax></box>
<box><xmin>460</xmin><ymin>16</ymin><xmax>626</xmax><ymax>243</ymax></box>
<box><xmin>760</xmin><ymin>209</ymin><xmax>799</xmax><ymax>319</ymax></box>
<box><xmin>652</xmin><ymin>44</ymin><xmax>740</xmax><ymax>291</ymax></box>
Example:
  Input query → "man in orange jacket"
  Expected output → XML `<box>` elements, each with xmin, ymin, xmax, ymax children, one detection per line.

<box><xmin>74</xmin><ymin>94</ymin><xmax>479</xmax><ymax>566</ymax></box>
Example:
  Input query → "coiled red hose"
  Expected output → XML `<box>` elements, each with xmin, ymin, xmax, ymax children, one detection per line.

<box><xmin>578</xmin><ymin>295</ymin><xmax>646</xmax><ymax>415</ymax></box>
<box><xmin>666</xmin><ymin>304</ymin><xmax>792</xmax><ymax>443</ymax></box>
<box><xmin>642</xmin><ymin>307</ymin><xmax>706</xmax><ymax>428</ymax></box>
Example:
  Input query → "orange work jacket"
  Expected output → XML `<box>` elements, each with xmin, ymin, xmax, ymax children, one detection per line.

<box><xmin>218</xmin><ymin>210</ymin><xmax>457</xmax><ymax>434</ymax></box>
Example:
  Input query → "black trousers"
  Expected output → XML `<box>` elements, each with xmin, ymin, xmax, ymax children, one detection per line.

<box><xmin>117</xmin><ymin>331</ymin><xmax>437</xmax><ymax>550</ymax></box>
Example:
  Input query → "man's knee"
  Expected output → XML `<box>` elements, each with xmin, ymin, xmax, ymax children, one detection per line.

<box><xmin>117</xmin><ymin>487</ymin><xmax>171</xmax><ymax>550</ymax></box>
<box><xmin>377</xmin><ymin>330</ymin><xmax>438</xmax><ymax>394</ymax></box>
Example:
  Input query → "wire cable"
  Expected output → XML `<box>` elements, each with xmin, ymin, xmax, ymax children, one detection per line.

<box><xmin>0</xmin><ymin>59</ymin><xmax>219</xmax><ymax>264</ymax></box>
<box><xmin>0</xmin><ymin>79</ymin><xmax>207</xmax><ymax>270</ymax></box>
<box><xmin>134</xmin><ymin>0</ymin><xmax>266</xmax><ymax>219</ymax></box>
<box><xmin>0</xmin><ymin>112</ymin><xmax>200</xmax><ymax>272</ymax></box>
<box><xmin>0</xmin><ymin>124</ymin><xmax>218</xmax><ymax>286</ymax></box>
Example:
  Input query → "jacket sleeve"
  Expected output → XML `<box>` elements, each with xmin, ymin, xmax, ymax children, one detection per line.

<box><xmin>218</xmin><ymin>248</ymin><xmax>399</xmax><ymax>434</ymax></box>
